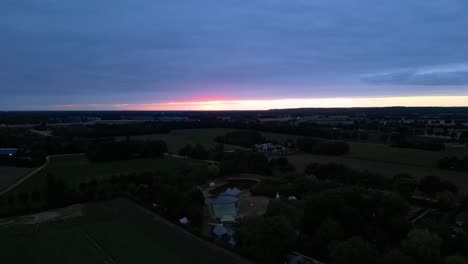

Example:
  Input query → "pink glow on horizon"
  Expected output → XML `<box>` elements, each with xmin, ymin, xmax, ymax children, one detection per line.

<box><xmin>40</xmin><ymin>95</ymin><xmax>468</xmax><ymax>111</ymax></box>
<box><xmin>122</xmin><ymin>95</ymin><xmax>468</xmax><ymax>111</ymax></box>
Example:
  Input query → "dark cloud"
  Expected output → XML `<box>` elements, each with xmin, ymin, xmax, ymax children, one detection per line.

<box><xmin>361</xmin><ymin>64</ymin><xmax>468</xmax><ymax>85</ymax></box>
<box><xmin>1</xmin><ymin>0</ymin><xmax>468</xmax><ymax>109</ymax></box>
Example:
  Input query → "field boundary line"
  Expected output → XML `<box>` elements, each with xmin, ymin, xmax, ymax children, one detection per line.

<box><xmin>79</xmin><ymin>228</ymin><xmax>116</xmax><ymax>264</ymax></box>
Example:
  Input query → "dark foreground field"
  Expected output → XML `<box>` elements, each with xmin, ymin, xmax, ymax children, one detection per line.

<box><xmin>0</xmin><ymin>198</ymin><xmax>247</xmax><ymax>264</ymax></box>
<box><xmin>0</xmin><ymin>166</ymin><xmax>35</xmax><ymax>192</ymax></box>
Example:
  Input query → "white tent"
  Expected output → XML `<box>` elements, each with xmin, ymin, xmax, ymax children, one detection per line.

<box><xmin>212</xmin><ymin>224</ymin><xmax>228</xmax><ymax>236</ymax></box>
<box><xmin>220</xmin><ymin>215</ymin><xmax>236</xmax><ymax>223</ymax></box>
<box><xmin>179</xmin><ymin>217</ymin><xmax>190</xmax><ymax>225</ymax></box>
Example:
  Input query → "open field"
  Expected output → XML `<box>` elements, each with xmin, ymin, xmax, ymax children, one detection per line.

<box><xmin>0</xmin><ymin>198</ymin><xmax>246</xmax><ymax>264</ymax></box>
<box><xmin>121</xmin><ymin>128</ymin><xmax>242</xmax><ymax>153</ymax></box>
<box><xmin>0</xmin><ymin>166</ymin><xmax>35</xmax><ymax>191</ymax></box>
<box><xmin>0</xmin><ymin>154</ymin><xmax>210</xmax><ymax>214</ymax></box>
<box><xmin>127</xmin><ymin>128</ymin><xmax>468</xmax><ymax>167</ymax></box>
<box><xmin>287</xmin><ymin>153</ymin><xmax>468</xmax><ymax>193</ymax></box>
<box><xmin>261</xmin><ymin>131</ymin><xmax>468</xmax><ymax>168</ymax></box>
<box><xmin>13</xmin><ymin>154</ymin><xmax>207</xmax><ymax>189</ymax></box>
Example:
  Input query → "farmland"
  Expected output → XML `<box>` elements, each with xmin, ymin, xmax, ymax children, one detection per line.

<box><xmin>287</xmin><ymin>153</ymin><xmax>468</xmax><ymax>192</ymax></box>
<box><xmin>0</xmin><ymin>166</ymin><xmax>35</xmax><ymax>192</ymax></box>
<box><xmin>121</xmin><ymin>128</ymin><xmax>242</xmax><ymax>153</ymax></box>
<box><xmin>0</xmin><ymin>198</ymin><xmax>246</xmax><ymax>264</ymax></box>
<box><xmin>125</xmin><ymin>128</ymin><xmax>468</xmax><ymax>168</ymax></box>
<box><xmin>0</xmin><ymin>154</ymin><xmax>212</xmax><ymax>214</ymax></box>
<box><xmin>122</xmin><ymin>128</ymin><xmax>468</xmax><ymax>192</ymax></box>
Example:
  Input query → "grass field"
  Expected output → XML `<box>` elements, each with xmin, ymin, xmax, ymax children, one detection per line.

<box><xmin>12</xmin><ymin>154</ymin><xmax>207</xmax><ymax>189</ymax></box>
<box><xmin>126</xmin><ymin>128</ymin><xmax>468</xmax><ymax>168</ymax></box>
<box><xmin>123</xmin><ymin>128</ymin><xmax>468</xmax><ymax>191</ymax></box>
<box><xmin>287</xmin><ymin>153</ymin><xmax>468</xmax><ymax>193</ymax></box>
<box><xmin>261</xmin><ymin>131</ymin><xmax>468</xmax><ymax>167</ymax></box>
<box><xmin>0</xmin><ymin>166</ymin><xmax>35</xmax><ymax>191</ymax></box>
<box><xmin>0</xmin><ymin>155</ymin><xmax>211</xmax><ymax>213</ymax></box>
<box><xmin>0</xmin><ymin>198</ymin><xmax>246</xmax><ymax>264</ymax></box>
<box><xmin>121</xmin><ymin>128</ymin><xmax>242</xmax><ymax>153</ymax></box>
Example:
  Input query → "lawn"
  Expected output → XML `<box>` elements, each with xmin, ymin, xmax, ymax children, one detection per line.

<box><xmin>0</xmin><ymin>198</ymin><xmax>246</xmax><ymax>264</ymax></box>
<box><xmin>0</xmin><ymin>166</ymin><xmax>35</xmax><ymax>192</ymax></box>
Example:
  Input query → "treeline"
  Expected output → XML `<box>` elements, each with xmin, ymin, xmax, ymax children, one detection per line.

<box><xmin>213</xmin><ymin>130</ymin><xmax>350</xmax><ymax>156</ymax></box>
<box><xmin>87</xmin><ymin>139</ymin><xmax>167</xmax><ymax>162</ymax></box>
<box><xmin>438</xmin><ymin>156</ymin><xmax>468</xmax><ymax>172</ymax></box>
<box><xmin>239</xmin><ymin>163</ymin><xmax>466</xmax><ymax>263</ymax></box>
<box><xmin>52</xmin><ymin>123</ymin><xmax>171</xmax><ymax>138</ymax></box>
<box><xmin>0</xmin><ymin>127</ymin><xmax>92</xmax><ymax>167</ymax></box>
<box><xmin>388</xmin><ymin>134</ymin><xmax>445</xmax><ymax>151</ymax></box>
<box><xmin>0</xmin><ymin>162</ymin><xmax>216</xmax><ymax>229</ymax></box>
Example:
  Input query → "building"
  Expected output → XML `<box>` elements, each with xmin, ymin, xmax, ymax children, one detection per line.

<box><xmin>0</xmin><ymin>148</ymin><xmax>17</xmax><ymax>157</ymax></box>
<box><xmin>255</xmin><ymin>143</ymin><xmax>287</xmax><ymax>154</ymax></box>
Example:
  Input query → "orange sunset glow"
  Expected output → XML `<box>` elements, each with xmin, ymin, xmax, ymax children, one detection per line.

<box><xmin>119</xmin><ymin>95</ymin><xmax>468</xmax><ymax>111</ymax></box>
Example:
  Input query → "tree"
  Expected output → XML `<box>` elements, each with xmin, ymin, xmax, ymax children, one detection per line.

<box><xmin>265</xmin><ymin>199</ymin><xmax>302</xmax><ymax>228</ymax></box>
<box><xmin>237</xmin><ymin>216</ymin><xmax>297</xmax><ymax>263</ymax></box>
<box><xmin>178</xmin><ymin>144</ymin><xmax>193</xmax><ymax>156</ymax></box>
<box><xmin>220</xmin><ymin>150</ymin><xmax>268</xmax><ymax>175</ymax></box>
<box><xmin>382</xmin><ymin>250</ymin><xmax>415</xmax><ymax>264</ymax></box>
<box><xmin>436</xmin><ymin>191</ymin><xmax>456</xmax><ymax>211</ymax></box>
<box><xmin>393</xmin><ymin>174</ymin><xmax>417</xmax><ymax>199</ymax></box>
<box><xmin>330</xmin><ymin>236</ymin><xmax>378</xmax><ymax>264</ymax></box>
<box><xmin>314</xmin><ymin>218</ymin><xmax>345</xmax><ymax>258</ymax></box>
<box><xmin>402</xmin><ymin>229</ymin><xmax>442</xmax><ymax>264</ymax></box>
<box><xmin>268</xmin><ymin>157</ymin><xmax>296</xmax><ymax>175</ymax></box>
<box><xmin>419</xmin><ymin>176</ymin><xmax>442</xmax><ymax>198</ymax></box>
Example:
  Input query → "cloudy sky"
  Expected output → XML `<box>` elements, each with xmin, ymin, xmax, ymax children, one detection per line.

<box><xmin>1</xmin><ymin>0</ymin><xmax>468</xmax><ymax>110</ymax></box>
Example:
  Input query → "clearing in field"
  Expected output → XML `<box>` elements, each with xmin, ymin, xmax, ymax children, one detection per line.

<box><xmin>0</xmin><ymin>198</ymin><xmax>247</xmax><ymax>264</ymax></box>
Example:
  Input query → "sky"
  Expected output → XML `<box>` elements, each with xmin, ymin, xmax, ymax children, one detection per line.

<box><xmin>1</xmin><ymin>0</ymin><xmax>468</xmax><ymax>110</ymax></box>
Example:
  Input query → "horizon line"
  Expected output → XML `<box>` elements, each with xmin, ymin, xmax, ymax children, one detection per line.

<box><xmin>8</xmin><ymin>95</ymin><xmax>468</xmax><ymax>111</ymax></box>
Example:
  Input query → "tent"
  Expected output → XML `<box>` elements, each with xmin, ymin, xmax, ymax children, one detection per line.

<box><xmin>220</xmin><ymin>215</ymin><xmax>236</xmax><ymax>223</ymax></box>
<box><xmin>212</xmin><ymin>224</ymin><xmax>228</xmax><ymax>236</ymax></box>
<box><xmin>179</xmin><ymin>217</ymin><xmax>190</xmax><ymax>225</ymax></box>
<box><xmin>221</xmin><ymin>187</ymin><xmax>241</xmax><ymax>197</ymax></box>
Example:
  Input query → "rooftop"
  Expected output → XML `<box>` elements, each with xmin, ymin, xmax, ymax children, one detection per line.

<box><xmin>0</xmin><ymin>148</ymin><xmax>18</xmax><ymax>155</ymax></box>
